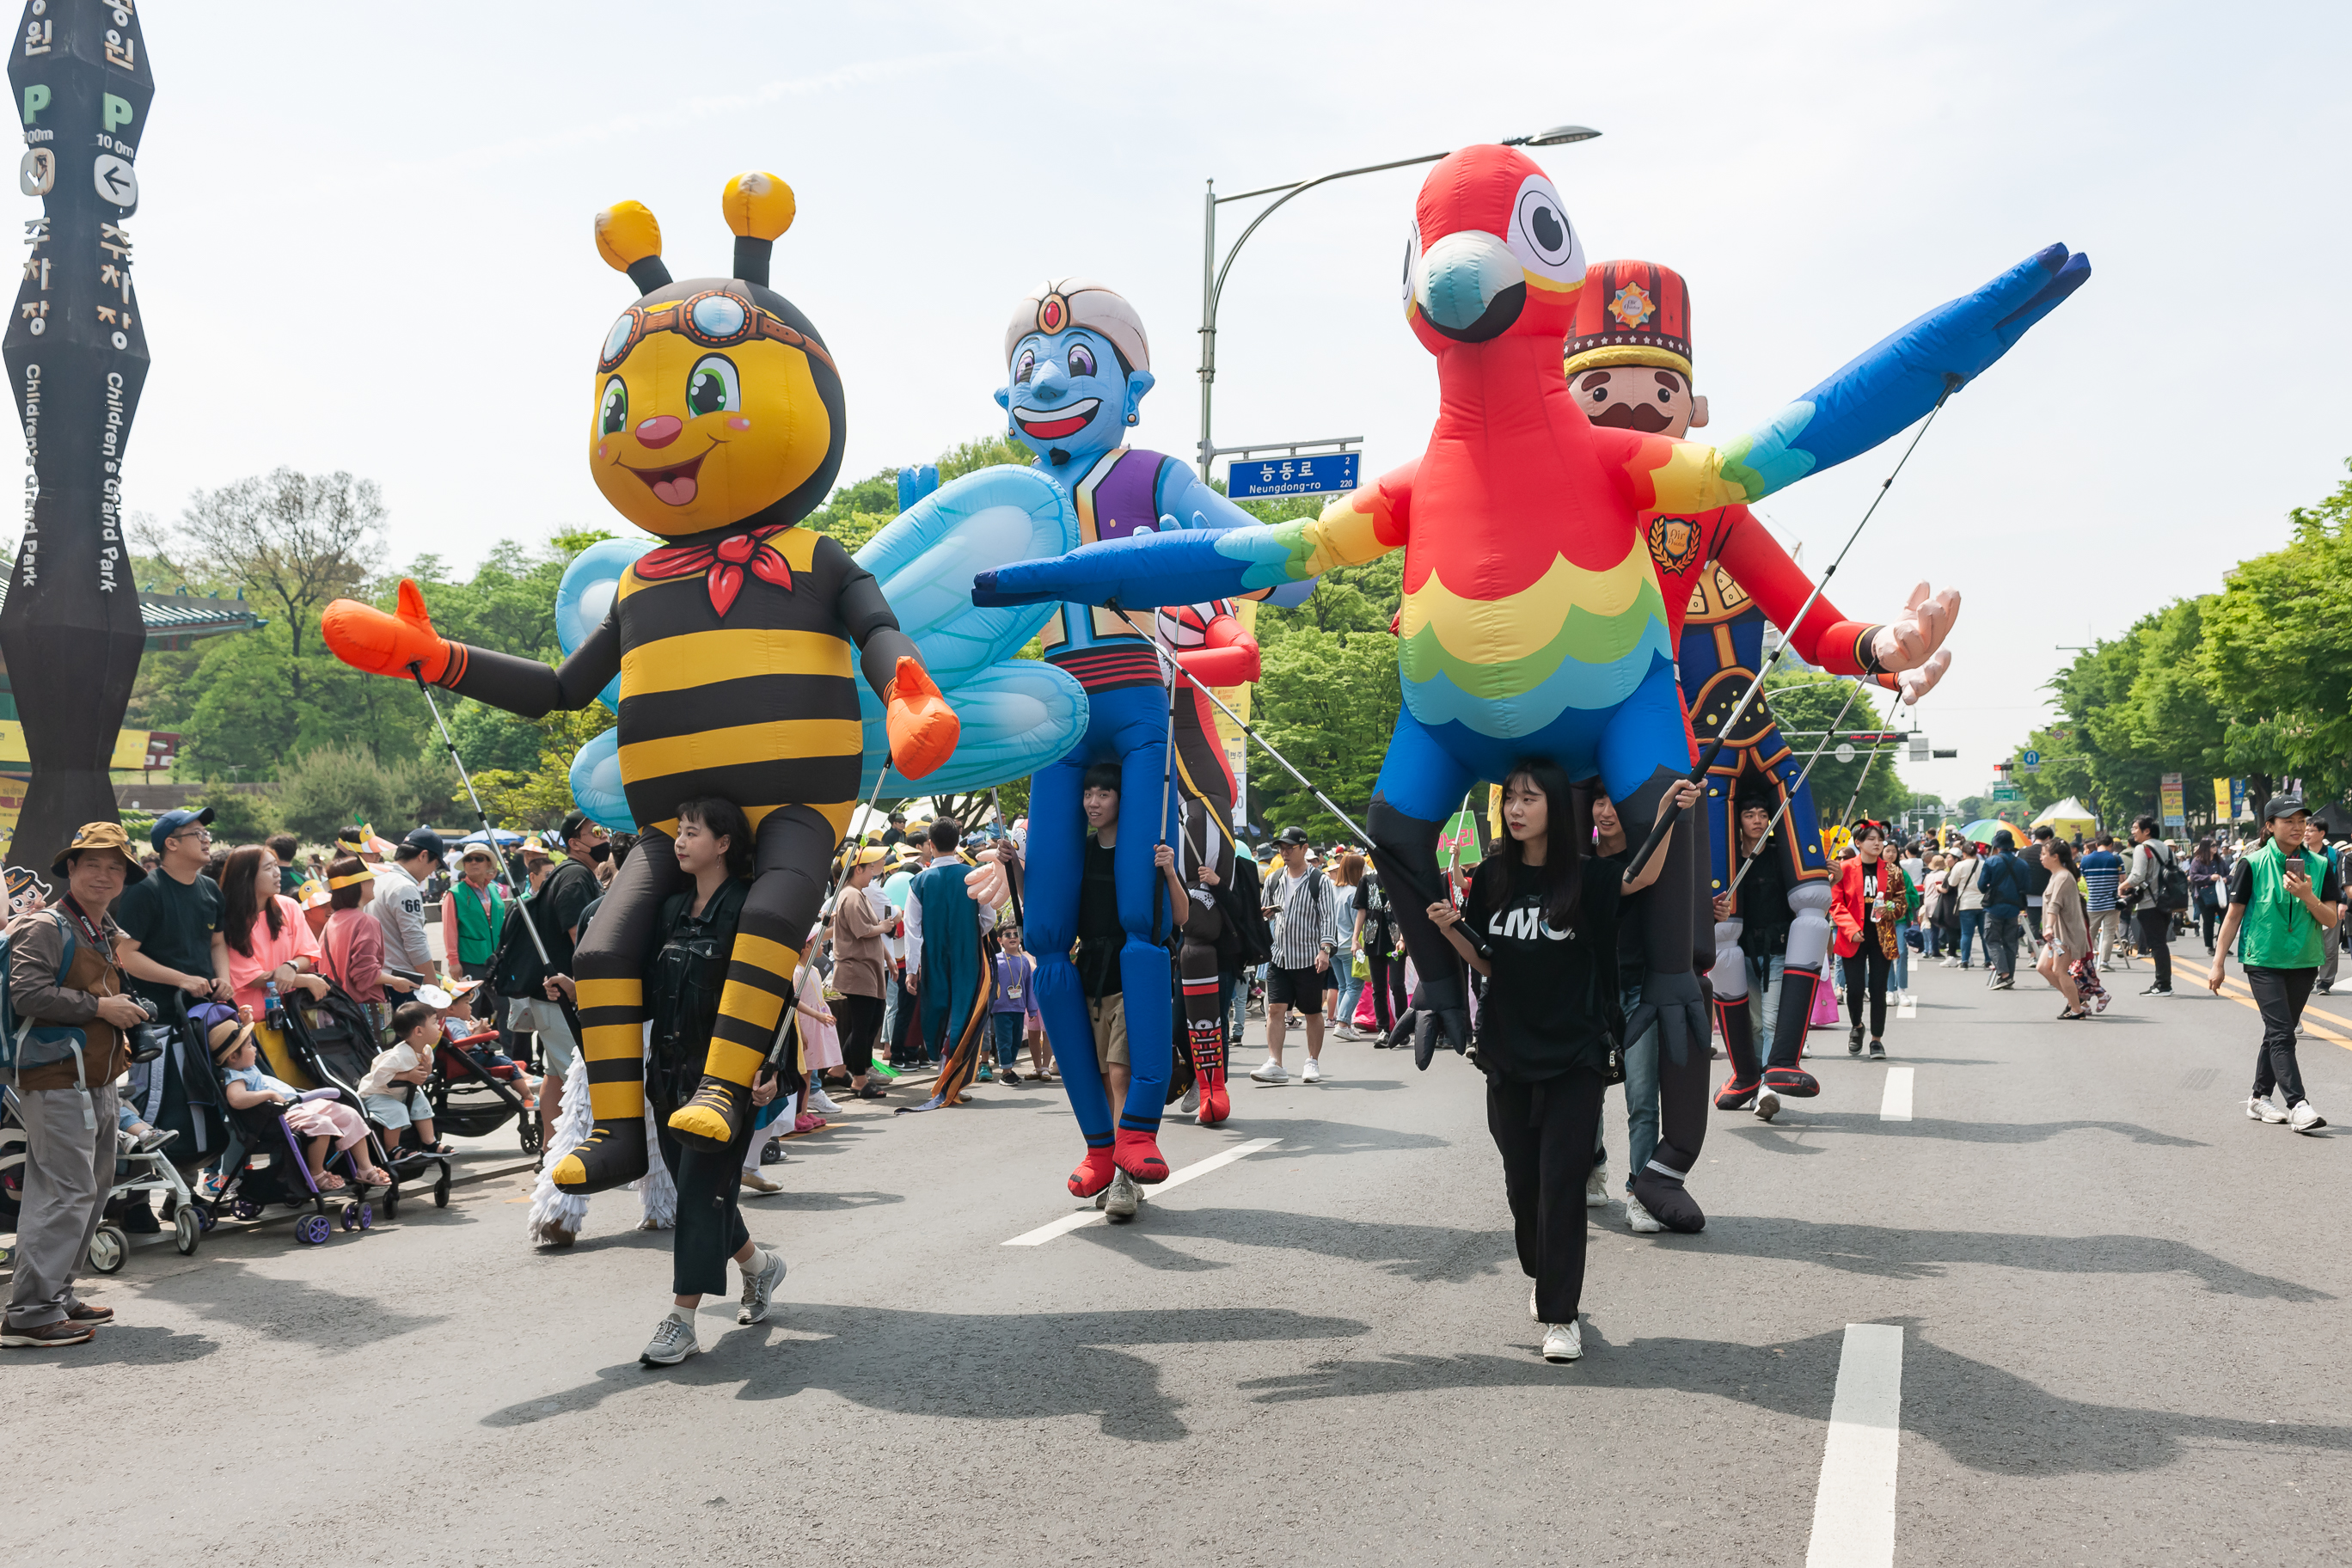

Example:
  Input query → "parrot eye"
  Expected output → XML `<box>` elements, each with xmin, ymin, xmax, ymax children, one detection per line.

<box><xmin>597</xmin><ymin>377</ymin><xmax>628</xmax><ymax>436</ymax></box>
<box><xmin>1504</xmin><ymin>174</ymin><xmax>1583</xmax><ymax>283</ymax></box>
<box><xmin>684</xmin><ymin>355</ymin><xmax>740</xmax><ymax>417</ymax></box>
<box><xmin>1014</xmin><ymin>347</ymin><xmax>1037</xmax><ymax>386</ymax></box>
<box><xmin>1400</xmin><ymin>218</ymin><xmax>1421</xmax><ymax>303</ymax></box>
<box><xmin>1068</xmin><ymin>342</ymin><xmax>1097</xmax><ymax>379</ymax></box>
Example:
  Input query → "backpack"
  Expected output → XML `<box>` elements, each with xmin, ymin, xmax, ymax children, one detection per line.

<box><xmin>1217</xmin><ymin>859</ymin><xmax>1275</xmax><ymax>969</ymax></box>
<box><xmin>0</xmin><ymin>911</ymin><xmax>85</xmax><ymax>1081</ymax></box>
<box><xmin>2152</xmin><ymin>842</ymin><xmax>2190</xmax><ymax>912</ymax></box>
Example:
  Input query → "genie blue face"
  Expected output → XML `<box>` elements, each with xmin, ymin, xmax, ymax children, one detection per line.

<box><xmin>993</xmin><ymin>326</ymin><xmax>1155</xmax><ymax>469</ymax></box>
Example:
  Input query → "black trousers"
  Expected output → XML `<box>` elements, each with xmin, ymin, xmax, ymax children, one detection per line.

<box><xmin>652</xmin><ymin>1081</ymin><xmax>756</xmax><ymax>1298</ymax></box>
<box><xmin>1485</xmin><ymin>1068</ymin><xmax>1605</xmax><ymax>1326</ymax></box>
<box><xmin>887</xmin><ymin>965</ymin><xmax>918</xmax><ymax>1064</ymax></box>
<box><xmin>833</xmin><ymin>992</ymin><xmax>882</xmax><ymax>1077</ymax></box>
<box><xmin>1367</xmin><ymin>947</ymin><xmax>1410</xmax><ymax>1033</ymax></box>
<box><xmin>2244</xmin><ymin>964</ymin><xmax>2313</xmax><ymax>1106</ymax></box>
<box><xmin>1845</xmin><ymin>943</ymin><xmax>1894</xmax><ymax>1038</ymax></box>
<box><xmin>2136</xmin><ymin>908</ymin><xmax>2174</xmax><ymax>989</ymax></box>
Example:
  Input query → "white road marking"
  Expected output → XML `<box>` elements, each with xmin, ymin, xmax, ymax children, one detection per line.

<box><xmin>1895</xmin><ymin>990</ymin><xmax>1918</xmax><ymax>1020</ymax></box>
<box><xmin>1878</xmin><ymin>1067</ymin><xmax>1914</xmax><ymax>1122</ymax></box>
<box><xmin>1001</xmin><ymin>1138</ymin><xmax>1282</xmax><ymax>1246</ymax></box>
<box><xmin>1805</xmin><ymin>1322</ymin><xmax>1906</xmax><ymax>1568</ymax></box>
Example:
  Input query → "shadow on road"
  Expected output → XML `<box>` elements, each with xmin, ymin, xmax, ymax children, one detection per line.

<box><xmin>1070</xmin><ymin>1205</ymin><xmax>1511</xmax><ymax>1285</ymax></box>
<box><xmin>1682</xmin><ymin>1216</ymin><xmax>2331</xmax><ymax>1301</ymax></box>
<box><xmin>479</xmin><ymin>1304</ymin><xmax>1369</xmax><ymax>1441</ymax></box>
<box><xmin>132</xmin><ymin>1256</ymin><xmax>444</xmax><ymax>1354</ymax></box>
<box><xmin>1235</xmin><ymin>1322</ymin><xmax>2352</xmax><ymax>1474</ymax></box>
<box><xmin>1727</xmin><ymin>1112</ymin><xmax>2206</xmax><ymax>1150</ymax></box>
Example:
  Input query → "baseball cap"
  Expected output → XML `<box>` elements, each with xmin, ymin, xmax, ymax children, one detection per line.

<box><xmin>559</xmin><ymin>811</ymin><xmax>605</xmax><ymax>846</ymax></box>
<box><xmin>149</xmin><ymin>805</ymin><xmax>215</xmax><ymax>852</ymax></box>
<box><xmin>1275</xmin><ymin>825</ymin><xmax>1310</xmax><ymax>846</ymax></box>
<box><xmin>400</xmin><ymin>827</ymin><xmax>446</xmax><ymax>862</ymax></box>
<box><xmin>54</xmin><ymin>820</ymin><xmax>146</xmax><ymax>882</ymax></box>
<box><xmin>2263</xmin><ymin>795</ymin><xmax>2310</xmax><ymax>822</ymax></box>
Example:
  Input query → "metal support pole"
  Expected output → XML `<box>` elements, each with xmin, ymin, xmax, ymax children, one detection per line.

<box><xmin>407</xmin><ymin>666</ymin><xmax>548</xmax><ymax>967</ymax></box>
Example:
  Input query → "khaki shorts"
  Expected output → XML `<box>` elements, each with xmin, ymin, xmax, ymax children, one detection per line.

<box><xmin>1085</xmin><ymin>995</ymin><xmax>1130</xmax><ymax>1074</ymax></box>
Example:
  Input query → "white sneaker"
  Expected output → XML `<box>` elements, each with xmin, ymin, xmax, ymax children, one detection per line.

<box><xmin>1583</xmin><ymin>1167</ymin><xmax>1609</xmax><ymax>1208</ymax></box>
<box><xmin>1754</xmin><ymin>1089</ymin><xmax>1781</xmax><ymax>1123</ymax></box>
<box><xmin>738</xmin><ymin>1246</ymin><xmax>787</xmax><ymax>1325</ymax></box>
<box><xmin>1302</xmin><ymin>1057</ymin><xmax>1324</xmax><ymax>1085</ymax></box>
<box><xmin>2247</xmin><ymin>1095</ymin><xmax>2288</xmax><ymax>1124</ymax></box>
<box><xmin>1625</xmin><ymin>1196</ymin><xmax>1663</xmax><ymax>1234</ymax></box>
<box><xmin>1104</xmin><ymin>1168</ymin><xmax>1141</xmax><ymax>1220</ymax></box>
<box><xmin>1249</xmin><ymin>1058</ymin><xmax>1289</xmax><ymax>1084</ymax></box>
<box><xmin>640</xmin><ymin>1308</ymin><xmax>700</xmax><ymax>1366</ymax></box>
<box><xmin>1540</xmin><ymin>1320</ymin><xmax>1583</xmax><ymax>1363</ymax></box>
<box><xmin>1179</xmin><ymin>1084</ymin><xmax>1199</xmax><ymax>1113</ymax></box>
<box><xmin>2291</xmin><ymin>1100</ymin><xmax>2328</xmax><ymax>1135</ymax></box>
<box><xmin>808</xmin><ymin>1090</ymin><xmax>843</xmax><ymax>1116</ymax></box>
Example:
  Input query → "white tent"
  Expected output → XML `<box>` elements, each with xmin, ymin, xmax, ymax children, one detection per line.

<box><xmin>2030</xmin><ymin>797</ymin><xmax>2098</xmax><ymax>833</ymax></box>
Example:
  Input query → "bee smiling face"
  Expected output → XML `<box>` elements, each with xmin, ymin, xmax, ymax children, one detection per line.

<box><xmin>588</xmin><ymin>279</ymin><xmax>844</xmax><ymax>539</ymax></box>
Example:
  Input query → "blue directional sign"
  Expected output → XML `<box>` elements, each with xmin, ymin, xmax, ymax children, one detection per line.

<box><xmin>2020</xmin><ymin>749</ymin><xmax>2041</xmax><ymax>767</ymax></box>
<box><xmin>1228</xmin><ymin>451</ymin><xmax>1358</xmax><ymax>499</ymax></box>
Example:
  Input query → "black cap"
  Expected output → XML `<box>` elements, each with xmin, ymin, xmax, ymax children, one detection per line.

<box><xmin>149</xmin><ymin>805</ymin><xmax>215</xmax><ymax>852</ymax></box>
<box><xmin>559</xmin><ymin>811</ymin><xmax>606</xmax><ymax>846</ymax></box>
<box><xmin>1275</xmin><ymin>825</ymin><xmax>1310</xmax><ymax>845</ymax></box>
<box><xmin>2263</xmin><ymin>795</ymin><xmax>2310</xmax><ymax>823</ymax></box>
<box><xmin>400</xmin><ymin>827</ymin><xmax>446</xmax><ymax>862</ymax></box>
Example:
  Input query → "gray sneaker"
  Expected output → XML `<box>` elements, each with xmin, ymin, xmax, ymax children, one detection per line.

<box><xmin>738</xmin><ymin>1246</ymin><xmax>787</xmax><ymax>1325</ymax></box>
<box><xmin>1104</xmin><ymin>1168</ymin><xmax>1142</xmax><ymax>1222</ymax></box>
<box><xmin>640</xmin><ymin>1309</ymin><xmax>700</xmax><ymax>1366</ymax></box>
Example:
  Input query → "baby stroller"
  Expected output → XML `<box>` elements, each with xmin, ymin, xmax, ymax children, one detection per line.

<box><xmin>211</xmin><ymin>1006</ymin><xmax>410</xmax><ymax>1242</ymax></box>
<box><xmin>279</xmin><ymin>980</ymin><xmax>454</xmax><ymax>1205</ymax></box>
<box><xmin>427</xmin><ymin>1020</ymin><xmax>542</xmax><ymax>1161</ymax></box>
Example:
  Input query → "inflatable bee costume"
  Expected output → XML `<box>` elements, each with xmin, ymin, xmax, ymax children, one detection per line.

<box><xmin>323</xmin><ymin>173</ymin><xmax>958</xmax><ymax>1193</ymax></box>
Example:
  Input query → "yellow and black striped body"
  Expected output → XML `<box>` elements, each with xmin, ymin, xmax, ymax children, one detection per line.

<box><xmin>610</xmin><ymin>527</ymin><xmax>870</xmax><ymax>841</ymax></box>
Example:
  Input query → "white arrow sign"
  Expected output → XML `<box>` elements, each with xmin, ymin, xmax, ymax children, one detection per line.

<box><xmin>93</xmin><ymin>153</ymin><xmax>138</xmax><ymax>208</ymax></box>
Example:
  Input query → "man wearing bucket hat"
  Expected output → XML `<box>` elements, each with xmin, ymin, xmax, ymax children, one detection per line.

<box><xmin>3</xmin><ymin>823</ymin><xmax>154</xmax><ymax>1350</ymax></box>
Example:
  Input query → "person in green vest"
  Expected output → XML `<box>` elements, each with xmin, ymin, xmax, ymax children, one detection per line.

<box><xmin>440</xmin><ymin>842</ymin><xmax>510</xmax><ymax>988</ymax></box>
<box><xmin>2206</xmin><ymin>795</ymin><xmax>2338</xmax><ymax>1134</ymax></box>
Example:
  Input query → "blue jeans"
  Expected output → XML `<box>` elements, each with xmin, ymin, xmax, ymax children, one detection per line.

<box><xmin>1618</xmin><ymin>979</ymin><xmax>1660</xmax><ymax>1191</ymax></box>
<box><xmin>1748</xmin><ymin>953</ymin><xmax>1786</xmax><ymax>1068</ymax></box>
<box><xmin>1892</xmin><ymin>925</ymin><xmax>1912</xmax><ymax>992</ymax></box>
<box><xmin>989</xmin><ymin>1012</ymin><xmax>1026</xmax><ymax>1069</ymax></box>
<box><xmin>1957</xmin><ymin>909</ymin><xmax>1983</xmax><ymax>966</ymax></box>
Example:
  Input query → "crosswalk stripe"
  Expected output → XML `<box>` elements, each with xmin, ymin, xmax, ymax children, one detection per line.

<box><xmin>1878</xmin><ymin>1067</ymin><xmax>1914</xmax><ymax>1122</ymax></box>
<box><xmin>1001</xmin><ymin>1138</ymin><xmax>1282</xmax><ymax>1246</ymax></box>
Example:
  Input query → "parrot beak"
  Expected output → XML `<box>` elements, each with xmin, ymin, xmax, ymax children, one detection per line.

<box><xmin>1414</xmin><ymin>230</ymin><xmax>1524</xmax><ymax>342</ymax></box>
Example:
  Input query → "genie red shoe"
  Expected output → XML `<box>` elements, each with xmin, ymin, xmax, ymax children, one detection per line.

<box><xmin>1067</xmin><ymin>1145</ymin><xmax>1115</xmax><ymax>1199</ymax></box>
<box><xmin>1113</xmin><ymin>1128</ymin><xmax>1169</xmax><ymax>1185</ymax></box>
<box><xmin>1713</xmin><ymin>1075</ymin><xmax>1761</xmax><ymax>1112</ymax></box>
<box><xmin>1761</xmin><ymin>1065</ymin><xmax>1820</xmax><ymax>1098</ymax></box>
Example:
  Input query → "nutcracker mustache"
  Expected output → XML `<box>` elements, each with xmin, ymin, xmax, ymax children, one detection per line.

<box><xmin>1589</xmin><ymin>401</ymin><xmax>1673</xmax><ymax>432</ymax></box>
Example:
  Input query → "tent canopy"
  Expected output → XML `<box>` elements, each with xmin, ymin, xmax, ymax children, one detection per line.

<box><xmin>2031</xmin><ymin>797</ymin><xmax>2098</xmax><ymax>832</ymax></box>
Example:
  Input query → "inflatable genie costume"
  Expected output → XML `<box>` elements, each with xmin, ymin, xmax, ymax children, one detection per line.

<box><xmin>322</xmin><ymin>174</ymin><xmax>959</xmax><ymax>1194</ymax></box>
<box><xmin>1560</xmin><ymin>259</ymin><xmax>1963</xmax><ymax>1112</ymax></box>
<box><xmin>978</xmin><ymin>144</ymin><xmax>2088</xmax><ymax>1231</ymax></box>
<box><xmin>993</xmin><ymin>279</ymin><xmax>1296</xmax><ymax>1191</ymax></box>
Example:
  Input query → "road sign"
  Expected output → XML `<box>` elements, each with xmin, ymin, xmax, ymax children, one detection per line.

<box><xmin>2020</xmin><ymin>749</ymin><xmax>2041</xmax><ymax>773</ymax></box>
<box><xmin>1834</xmin><ymin>743</ymin><xmax>1856</xmax><ymax>763</ymax></box>
<box><xmin>1908</xmin><ymin>734</ymin><xmax>1930</xmax><ymax>763</ymax></box>
<box><xmin>1228</xmin><ymin>450</ymin><xmax>1358</xmax><ymax>499</ymax></box>
<box><xmin>1991</xmin><ymin>783</ymin><xmax>2021</xmax><ymax>801</ymax></box>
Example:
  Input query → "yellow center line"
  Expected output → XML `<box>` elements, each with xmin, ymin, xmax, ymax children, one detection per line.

<box><xmin>2214</xmin><ymin>977</ymin><xmax>2352</xmax><ymax>1050</ymax></box>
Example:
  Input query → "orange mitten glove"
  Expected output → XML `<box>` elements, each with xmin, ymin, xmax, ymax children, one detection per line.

<box><xmin>884</xmin><ymin>656</ymin><xmax>958</xmax><ymax>780</ymax></box>
<box><xmin>321</xmin><ymin>579</ymin><xmax>452</xmax><ymax>683</ymax></box>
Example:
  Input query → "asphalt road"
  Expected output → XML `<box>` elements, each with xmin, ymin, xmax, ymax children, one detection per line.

<box><xmin>10</xmin><ymin>933</ymin><xmax>2349</xmax><ymax>1566</ymax></box>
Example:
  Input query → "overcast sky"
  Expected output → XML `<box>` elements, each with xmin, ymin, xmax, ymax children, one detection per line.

<box><xmin>64</xmin><ymin>3</ymin><xmax>2352</xmax><ymax>804</ymax></box>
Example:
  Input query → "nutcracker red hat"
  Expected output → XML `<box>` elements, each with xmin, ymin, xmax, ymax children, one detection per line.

<box><xmin>1564</xmin><ymin>260</ymin><xmax>1692</xmax><ymax>382</ymax></box>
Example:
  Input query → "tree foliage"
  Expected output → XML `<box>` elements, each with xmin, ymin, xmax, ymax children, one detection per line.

<box><xmin>1755</xmin><ymin>675</ymin><xmax>1913</xmax><ymax>829</ymax></box>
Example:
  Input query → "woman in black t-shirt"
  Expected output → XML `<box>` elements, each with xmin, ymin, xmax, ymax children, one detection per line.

<box><xmin>1428</xmin><ymin>758</ymin><xmax>1694</xmax><ymax>1364</ymax></box>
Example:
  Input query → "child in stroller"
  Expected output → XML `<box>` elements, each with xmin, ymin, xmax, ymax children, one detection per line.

<box><xmin>214</xmin><ymin>1008</ymin><xmax>392</xmax><ymax>1191</ymax></box>
<box><xmin>361</xmin><ymin>1001</ymin><xmax>455</xmax><ymax>1155</ymax></box>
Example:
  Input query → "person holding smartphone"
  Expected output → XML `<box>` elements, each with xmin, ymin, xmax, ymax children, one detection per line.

<box><xmin>1830</xmin><ymin>822</ymin><xmax>1914</xmax><ymax>1059</ymax></box>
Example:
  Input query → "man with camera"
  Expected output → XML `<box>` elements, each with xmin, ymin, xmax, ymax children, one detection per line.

<box><xmin>3</xmin><ymin>823</ymin><xmax>154</xmax><ymax>1350</ymax></box>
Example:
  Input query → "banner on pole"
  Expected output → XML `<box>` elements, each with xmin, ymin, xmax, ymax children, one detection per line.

<box><xmin>2159</xmin><ymin>773</ymin><xmax>2185</xmax><ymax>829</ymax></box>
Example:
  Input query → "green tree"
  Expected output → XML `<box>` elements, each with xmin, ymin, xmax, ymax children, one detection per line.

<box><xmin>195</xmin><ymin>782</ymin><xmax>279</xmax><ymax>844</ymax></box>
<box><xmin>275</xmin><ymin>744</ymin><xmax>403</xmax><ymax>842</ymax></box>
<box><xmin>471</xmin><ymin>707</ymin><xmax>618</xmax><ymax>830</ymax></box>
<box><xmin>1755</xmin><ymin>675</ymin><xmax>1910</xmax><ymax>830</ymax></box>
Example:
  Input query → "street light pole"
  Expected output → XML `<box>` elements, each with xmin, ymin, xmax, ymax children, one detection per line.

<box><xmin>1195</xmin><ymin>125</ymin><xmax>1598</xmax><ymax>482</ymax></box>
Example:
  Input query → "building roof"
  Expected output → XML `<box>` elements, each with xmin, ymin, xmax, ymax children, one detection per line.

<box><xmin>0</xmin><ymin>581</ymin><xmax>268</xmax><ymax>646</ymax></box>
